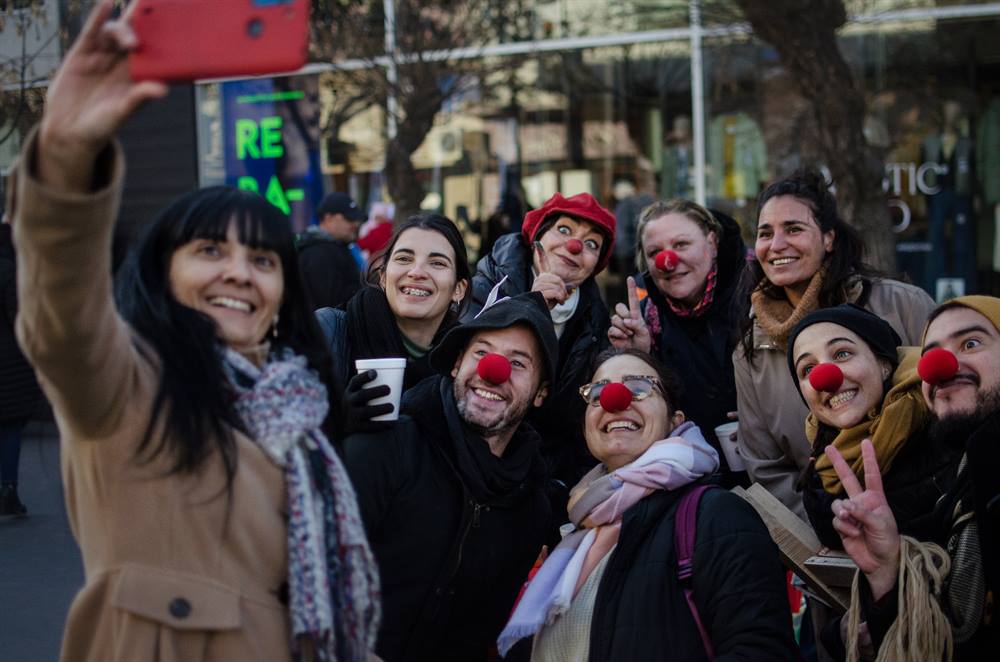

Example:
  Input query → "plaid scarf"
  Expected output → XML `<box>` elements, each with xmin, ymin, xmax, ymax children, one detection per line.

<box><xmin>646</xmin><ymin>264</ymin><xmax>719</xmax><ymax>330</ymax></box>
<box><xmin>222</xmin><ymin>347</ymin><xmax>381</xmax><ymax>661</ymax></box>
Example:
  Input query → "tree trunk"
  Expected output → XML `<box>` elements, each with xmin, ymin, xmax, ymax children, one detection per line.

<box><xmin>735</xmin><ymin>0</ymin><xmax>896</xmax><ymax>270</ymax></box>
<box><xmin>383</xmin><ymin>78</ymin><xmax>444</xmax><ymax>219</ymax></box>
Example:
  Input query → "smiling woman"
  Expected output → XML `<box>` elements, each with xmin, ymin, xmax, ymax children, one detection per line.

<box><xmin>732</xmin><ymin>169</ymin><xmax>936</xmax><ymax>519</ymax></box>
<box><xmin>497</xmin><ymin>348</ymin><xmax>798</xmax><ymax>662</ymax></box>
<box><xmin>785</xmin><ymin>305</ymin><xmax>961</xmax><ymax>551</ymax></box>
<box><xmin>315</xmin><ymin>213</ymin><xmax>471</xmax><ymax>438</ymax></box>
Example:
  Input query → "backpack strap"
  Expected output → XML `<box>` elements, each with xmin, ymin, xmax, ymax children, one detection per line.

<box><xmin>675</xmin><ymin>484</ymin><xmax>716</xmax><ymax>659</ymax></box>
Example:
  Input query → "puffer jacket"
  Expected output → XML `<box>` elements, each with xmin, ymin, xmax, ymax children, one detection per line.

<box><xmin>733</xmin><ymin>278</ymin><xmax>936</xmax><ymax>519</ymax></box>
<box><xmin>342</xmin><ymin>376</ymin><xmax>553</xmax><ymax>661</ymax></box>
<box><xmin>588</xmin><ymin>487</ymin><xmax>798</xmax><ymax>661</ymax></box>
<box><xmin>465</xmin><ymin>233</ymin><xmax>610</xmax><ymax>488</ymax></box>
<box><xmin>639</xmin><ymin>210</ymin><xmax>747</xmax><ymax>473</ymax></box>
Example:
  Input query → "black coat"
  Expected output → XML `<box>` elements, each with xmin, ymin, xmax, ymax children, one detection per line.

<box><xmin>465</xmin><ymin>233</ymin><xmax>610</xmax><ymax>487</ymax></box>
<box><xmin>0</xmin><ymin>223</ymin><xmax>42</xmax><ymax>423</ymax></box>
<box><xmin>342</xmin><ymin>376</ymin><xmax>554</xmax><ymax>661</ymax></box>
<box><xmin>589</xmin><ymin>487</ymin><xmax>798</xmax><ymax>661</ymax></box>
<box><xmin>639</xmin><ymin>211</ymin><xmax>747</xmax><ymax>471</ymax></box>
<box><xmin>297</xmin><ymin>230</ymin><xmax>362</xmax><ymax>310</ymax></box>
<box><xmin>803</xmin><ymin>425</ymin><xmax>961</xmax><ymax>550</ymax></box>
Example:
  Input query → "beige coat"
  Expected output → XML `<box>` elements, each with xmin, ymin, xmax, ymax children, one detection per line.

<box><xmin>732</xmin><ymin>279</ymin><xmax>936</xmax><ymax>520</ymax></box>
<box><xmin>14</xmin><ymin>134</ymin><xmax>292</xmax><ymax>662</ymax></box>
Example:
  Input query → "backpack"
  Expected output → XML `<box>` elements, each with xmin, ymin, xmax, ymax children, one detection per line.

<box><xmin>674</xmin><ymin>484</ymin><xmax>717</xmax><ymax>659</ymax></box>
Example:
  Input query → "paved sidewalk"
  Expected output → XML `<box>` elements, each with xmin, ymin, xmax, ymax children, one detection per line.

<box><xmin>0</xmin><ymin>421</ymin><xmax>82</xmax><ymax>662</ymax></box>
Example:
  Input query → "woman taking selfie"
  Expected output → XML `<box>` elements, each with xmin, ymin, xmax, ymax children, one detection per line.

<box><xmin>12</xmin><ymin>4</ymin><xmax>378</xmax><ymax>660</ymax></box>
<box><xmin>498</xmin><ymin>349</ymin><xmax>796</xmax><ymax>661</ymax></box>
<box><xmin>466</xmin><ymin>192</ymin><xmax>615</xmax><ymax>489</ymax></box>
<box><xmin>734</xmin><ymin>170</ymin><xmax>935</xmax><ymax>518</ymax></box>
<box><xmin>316</xmin><ymin>213</ymin><xmax>471</xmax><ymax>436</ymax></box>
<box><xmin>608</xmin><ymin>200</ymin><xmax>747</xmax><ymax>482</ymax></box>
<box><xmin>786</xmin><ymin>305</ymin><xmax>960</xmax><ymax>549</ymax></box>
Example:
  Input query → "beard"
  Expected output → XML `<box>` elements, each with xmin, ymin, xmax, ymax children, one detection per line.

<box><xmin>453</xmin><ymin>379</ymin><xmax>535</xmax><ymax>438</ymax></box>
<box><xmin>928</xmin><ymin>382</ymin><xmax>1000</xmax><ymax>449</ymax></box>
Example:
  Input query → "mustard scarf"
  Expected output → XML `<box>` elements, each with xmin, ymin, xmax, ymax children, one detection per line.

<box><xmin>751</xmin><ymin>269</ymin><xmax>825</xmax><ymax>349</ymax></box>
<box><xmin>808</xmin><ymin>347</ymin><xmax>929</xmax><ymax>494</ymax></box>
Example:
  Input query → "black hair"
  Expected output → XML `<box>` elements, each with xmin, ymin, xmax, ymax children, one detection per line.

<box><xmin>739</xmin><ymin>169</ymin><xmax>884</xmax><ymax>360</ymax></box>
<box><xmin>590</xmin><ymin>347</ymin><xmax>684</xmax><ymax>417</ymax></box>
<box><xmin>367</xmin><ymin>212</ymin><xmax>473</xmax><ymax>324</ymax></box>
<box><xmin>115</xmin><ymin>186</ymin><xmax>331</xmax><ymax>486</ymax></box>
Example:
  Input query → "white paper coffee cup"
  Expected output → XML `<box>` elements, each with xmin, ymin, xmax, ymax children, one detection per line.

<box><xmin>355</xmin><ymin>357</ymin><xmax>407</xmax><ymax>421</ymax></box>
<box><xmin>714</xmin><ymin>421</ymin><xmax>745</xmax><ymax>472</ymax></box>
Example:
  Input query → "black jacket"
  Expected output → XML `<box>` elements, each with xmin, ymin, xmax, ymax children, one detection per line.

<box><xmin>342</xmin><ymin>376</ymin><xmax>554</xmax><ymax>661</ymax></box>
<box><xmin>803</xmin><ymin>425</ymin><xmax>961</xmax><ymax>550</ymax></box>
<box><xmin>639</xmin><ymin>211</ymin><xmax>747</xmax><ymax>472</ymax></box>
<box><xmin>589</xmin><ymin>487</ymin><xmax>798</xmax><ymax>661</ymax></box>
<box><xmin>465</xmin><ymin>233</ymin><xmax>610</xmax><ymax>486</ymax></box>
<box><xmin>297</xmin><ymin>230</ymin><xmax>362</xmax><ymax>310</ymax></box>
<box><xmin>0</xmin><ymin>223</ymin><xmax>42</xmax><ymax>423</ymax></box>
<box><xmin>822</xmin><ymin>412</ymin><xmax>1000</xmax><ymax>660</ymax></box>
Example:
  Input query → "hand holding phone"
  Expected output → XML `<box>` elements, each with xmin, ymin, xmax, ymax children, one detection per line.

<box><xmin>128</xmin><ymin>0</ymin><xmax>310</xmax><ymax>82</ymax></box>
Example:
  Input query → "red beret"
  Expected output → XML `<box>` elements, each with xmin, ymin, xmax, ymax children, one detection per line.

<box><xmin>521</xmin><ymin>192</ymin><xmax>617</xmax><ymax>274</ymax></box>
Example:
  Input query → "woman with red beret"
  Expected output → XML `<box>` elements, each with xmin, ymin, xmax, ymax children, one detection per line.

<box><xmin>465</xmin><ymin>192</ymin><xmax>616</xmax><ymax>493</ymax></box>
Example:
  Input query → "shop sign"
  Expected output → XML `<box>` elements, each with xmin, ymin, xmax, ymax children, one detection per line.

<box><xmin>222</xmin><ymin>79</ymin><xmax>324</xmax><ymax>232</ymax></box>
<box><xmin>883</xmin><ymin>161</ymin><xmax>949</xmax><ymax>233</ymax></box>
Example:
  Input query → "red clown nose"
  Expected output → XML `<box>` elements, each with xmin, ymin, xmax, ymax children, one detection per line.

<box><xmin>477</xmin><ymin>353</ymin><xmax>511</xmax><ymax>385</ymax></box>
<box><xmin>599</xmin><ymin>382</ymin><xmax>633</xmax><ymax>412</ymax></box>
<box><xmin>565</xmin><ymin>238</ymin><xmax>584</xmax><ymax>255</ymax></box>
<box><xmin>809</xmin><ymin>363</ymin><xmax>844</xmax><ymax>393</ymax></box>
<box><xmin>918</xmin><ymin>348</ymin><xmax>959</xmax><ymax>385</ymax></box>
<box><xmin>655</xmin><ymin>250</ymin><xmax>679</xmax><ymax>272</ymax></box>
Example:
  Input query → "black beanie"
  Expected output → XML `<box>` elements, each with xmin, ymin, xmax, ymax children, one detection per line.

<box><xmin>429</xmin><ymin>291</ymin><xmax>559</xmax><ymax>382</ymax></box>
<box><xmin>786</xmin><ymin>303</ymin><xmax>902</xmax><ymax>392</ymax></box>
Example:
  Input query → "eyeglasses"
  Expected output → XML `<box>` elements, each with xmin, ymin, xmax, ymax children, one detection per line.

<box><xmin>578</xmin><ymin>375</ymin><xmax>663</xmax><ymax>407</ymax></box>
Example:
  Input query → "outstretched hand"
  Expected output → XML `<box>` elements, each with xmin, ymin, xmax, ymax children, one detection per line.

<box><xmin>826</xmin><ymin>439</ymin><xmax>901</xmax><ymax>601</ymax></box>
<box><xmin>38</xmin><ymin>0</ymin><xmax>168</xmax><ymax>192</ymax></box>
<box><xmin>531</xmin><ymin>241</ymin><xmax>568</xmax><ymax>309</ymax></box>
<box><xmin>608</xmin><ymin>276</ymin><xmax>652</xmax><ymax>352</ymax></box>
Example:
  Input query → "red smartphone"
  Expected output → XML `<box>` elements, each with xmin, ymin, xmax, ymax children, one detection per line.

<box><xmin>128</xmin><ymin>0</ymin><xmax>310</xmax><ymax>82</ymax></box>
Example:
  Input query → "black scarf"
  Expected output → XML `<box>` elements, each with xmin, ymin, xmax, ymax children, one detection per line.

<box><xmin>437</xmin><ymin>376</ymin><xmax>540</xmax><ymax>507</ymax></box>
<box><xmin>345</xmin><ymin>286</ymin><xmax>441</xmax><ymax>390</ymax></box>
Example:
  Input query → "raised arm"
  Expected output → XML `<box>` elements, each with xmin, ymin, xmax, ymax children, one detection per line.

<box><xmin>13</xmin><ymin>1</ymin><xmax>167</xmax><ymax>438</ymax></box>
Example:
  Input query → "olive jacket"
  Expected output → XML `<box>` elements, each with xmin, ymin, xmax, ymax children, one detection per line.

<box><xmin>13</xmin><ymin>133</ymin><xmax>292</xmax><ymax>662</ymax></box>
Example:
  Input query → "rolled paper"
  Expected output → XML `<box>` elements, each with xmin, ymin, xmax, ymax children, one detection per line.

<box><xmin>655</xmin><ymin>250</ymin><xmax>679</xmax><ymax>272</ymax></box>
<box><xmin>809</xmin><ymin>362</ymin><xmax>844</xmax><ymax>393</ymax></box>
<box><xmin>600</xmin><ymin>382</ymin><xmax>633</xmax><ymax>412</ymax></box>
<box><xmin>918</xmin><ymin>348</ymin><xmax>959</xmax><ymax>385</ymax></box>
<box><xmin>477</xmin><ymin>353</ymin><xmax>512</xmax><ymax>385</ymax></box>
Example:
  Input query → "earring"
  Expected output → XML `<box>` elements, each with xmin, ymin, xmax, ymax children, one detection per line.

<box><xmin>271</xmin><ymin>314</ymin><xmax>279</xmax><ymax>340</ymax></box>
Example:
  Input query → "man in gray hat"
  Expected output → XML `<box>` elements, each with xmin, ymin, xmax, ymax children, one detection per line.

<box><xmin>297</xmin><ymin>191</ymin><xmax>366</xmax><ymax>309</ymax></box>
<box><xmin>342</xmin><ymin>291</ymin><xmax>559</xmax><ymax>661</ymax></box>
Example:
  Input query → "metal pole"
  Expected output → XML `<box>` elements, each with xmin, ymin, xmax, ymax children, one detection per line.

<box><xmin>384</xmin><ymin>0</ymin><xmax>398</xmax><ymax>140</ymax></box>
<box><xmin>689</xmin><ymin>0</ymin><xmax>706</xmax><ymax>206</ymax></box>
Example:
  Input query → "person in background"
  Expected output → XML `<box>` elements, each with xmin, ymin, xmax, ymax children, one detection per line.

<box><xmin>0</xmin><ymin>210</ymin><xmax>42</xmax><ymax>517</ymax></box>
<box><xmin>822</xmin><ymin>296</ymin><xmax>1000</xmax><ymax>660</ymax></box>
<box><xmin>317</xmin><ymin>213</ymin><xmax>471</xmax><ymax>437</ymax></box>
<box><xmin>609</xmin><ymin>199</ymin><xmax>748</xmax><ymax>485</ymax></box>
<box><xmin>297</xmin><ymin>190</ymin><xmax>365</xmax><ymax>309</ymax></box>
<box><xmin>734</xmin><ymin>169</ymin><xmax>935</xmax><ymax>520</ymax></box>
<box><xmin>466</xmin><ymin>192</ymin><xmax>615</xmax><ymax>500</ymax></box>
<box><xmin>357</xmin><ymin>200</ymin><xmax>395</xmax><ymax>266</ymax></box>
<box><xmin>611</xmin><ymin>177</ymin><xmax>654</xmax><ymax>286</ymax></box>
<box><xmin>343</xmin><ymin>292</ymin><xmax>557</xmax><ymax>661</ymax></box>
<box><xmin>498</xmin><ymin>348</ymin><xmax>797</xmax><ymax>661</ymax></box>
<box><xmin>786</xmin><ymin>304</ymin><xmax>959</xmax><ymax>550</ymax></box>
<box><xmin>11</xmin><ymin>4</ymin><xmax>380</xmax><ymax>659</ymax></box>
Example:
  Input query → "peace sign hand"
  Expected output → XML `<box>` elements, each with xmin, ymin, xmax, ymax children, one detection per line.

<box><xmin>826</xmin><ymin>439</ymin><xmax>901</xmax><ymax>601</ymax></box>
<box><xmin>531</xmin><ymin>241</ymin><xmax>569</xmax><ymax>309</ymax></box>
<box><xmin>608</xmin><ymin>276</ymin><xmax>652</xmax><ymax>352</ymax></box>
